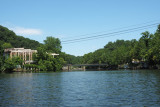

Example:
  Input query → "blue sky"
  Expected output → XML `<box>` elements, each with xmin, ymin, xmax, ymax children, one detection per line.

<box><xmin>0</xmin><ymin>0</ymin><xmax>160</xmax><ymax>56</ymax></box>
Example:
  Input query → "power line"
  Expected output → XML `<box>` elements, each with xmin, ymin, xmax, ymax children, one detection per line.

<box><xmin>61</xmin><ymin>19</ymin><xmax>160</xmax><ymax>40</ymax></box>
<box><xmin>62</xmin><ymin>23</ymin><xmax>158</xmax><ymax>42</ymax></box>
<box><xmin>62</xmin><ymin>23</ymin><xmax>159</xmax><ymax>44</ymax></box>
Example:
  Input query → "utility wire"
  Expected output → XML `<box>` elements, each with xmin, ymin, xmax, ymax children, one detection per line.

<box><xmin>61</xmin><ymin>19</ymin><xmax>160</xmax><ymax>40</ymax></box>
<box><xmin>62</xmin><ymin>25</ymin><xmax>156</xmax><ymax>44</ymax></box>
<box><xmin>62</xmin><ymin>23</ymin><xmax>159</xmax><ymax>44</ymax></box>
<box><xmin>62</xmin><ymin>23</ymin><xmax>158</xmax><ymax>42</ymax></box>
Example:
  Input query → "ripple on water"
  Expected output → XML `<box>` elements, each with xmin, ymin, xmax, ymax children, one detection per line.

<box><xmin>0</xmin><ymin>70</ymin><xmax>160</xmax><ymax>106</ymax></box>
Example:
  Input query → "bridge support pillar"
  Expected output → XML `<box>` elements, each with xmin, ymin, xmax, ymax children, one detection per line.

<box><xmin>98</xmin><ymin>65</ymin><xmax>101</xmax><ymax>70</ymax></box>
<box><xmin>68</xmin><ymin>65</ymin><xmax>72</xmax><ymax>71</ymax></box>
<box><xmin>82</xmin><ymin>66</ymin><xmax>86</xmax><ymax>71</ymax></box>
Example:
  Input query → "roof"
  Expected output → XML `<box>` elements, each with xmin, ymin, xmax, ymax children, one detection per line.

<box><xmin>4</xmin><ymin>48</ymin><xmax>37</xmax><ymax>53</ymax></box>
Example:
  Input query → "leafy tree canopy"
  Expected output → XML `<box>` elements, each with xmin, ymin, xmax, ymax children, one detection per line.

<box><xmin>44</xmin><ymin>36</ymin><xmax>62</xmax><ymax>53</ymax></box>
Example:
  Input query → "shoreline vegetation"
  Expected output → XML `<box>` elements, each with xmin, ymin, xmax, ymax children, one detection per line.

<box><xmin>0</xmin><ymin>25</ymin><xmax>160</xmax><ymax>72</ymax></box>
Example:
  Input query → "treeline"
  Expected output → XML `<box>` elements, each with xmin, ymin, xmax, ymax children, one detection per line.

<box><xmin>0</xmin><ymin>25</ymin><xmax>41</xmax><ymax>49</ymax></box>
<box><xmin>0</xmin><ymin>25</ymin><xmax>78</xmax><ymax>72</ymax></box>
<box><xmin>1</xmin><ymin>24</ymin><xmax>160</xmax><ymax>72</ymax></box>
<box><xmin>60</xmin><ymin>52</ymin><xmax>82</xmax><ymax>64</ymax></box>
<box><xmin>82</xmin><ymin>25</ymin><xmax>160</xmax><ymax>69</ymax></box>
<box><xmin>0</xmin><ymin>25</ymin><xmax>42</xmax><ymax>72</ymax></box>
<box><xmin>26</xmin><ymin>36</ymin><xmax>64</xmax><ymax>71</ymax></box>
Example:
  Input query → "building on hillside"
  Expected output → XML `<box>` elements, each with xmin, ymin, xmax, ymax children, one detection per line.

<box><xmin>49</xmin><ymin>53</ymin><xmax>59</xmax><ymax>58</ymax></box>
<box><xmin>4</xmin><ymin>48</ymin><xmax>59</xmax><ymax>64</ymax></box>
<box><xmin>132</xmin><ymin>59</ymin><xmax>140</xmax><ymax>64</ymax></box>
<box><xmin>4</xmin><ymin>48</ymin><xmax>37</xmax><ymax>64</ymax></box>
<box><xmin>46</xmin><ymin>52</ymin><xmax>59</xmax><ymax>58</ymax></box>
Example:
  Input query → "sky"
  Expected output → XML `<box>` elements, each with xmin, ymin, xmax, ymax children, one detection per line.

<box><xmin>0</xmin><ymin>0</ymin><xmax>160</xmax><ymax>56</ymax></box>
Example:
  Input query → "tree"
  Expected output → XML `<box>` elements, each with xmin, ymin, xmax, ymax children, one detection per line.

<box><xmin>0</xmin><ymin>43</ymin><xmax>4</xmax><ymax>72</ymax></box>
<box><xmin>2</xmin><ymin>57</ymin><xmax>23</xmax><ymax>72</ymax></box>
<box><xmin>44</xmin><ymin>36</ymin><xmax>62</xmax><ymax>53</ymax></box>
<box><xmin>2</xmin><ymin>43</ymin><xmax>13</xmax><ymax>49</ymax></box>
<box><xmin>0</xmin><ymin>25</ymin><xmax>41</xmax><ymax>50</ymax></box>
<box><xmin>31</xmin><ymin>37</ymin><xmax>65</xmax><ymax>71</ymax></box>
<box><xmin>149</xmin><ymin>25</ymin><xmax>160</xmax><ymax>65</ymax></box>
<box><xmin>156</xmin><ymin>24</ymin><xmax>160</xmax><ymax>33</ymax></box>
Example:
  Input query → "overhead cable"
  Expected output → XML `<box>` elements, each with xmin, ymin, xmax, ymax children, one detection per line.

<box><xmin>62</xmin><ymin>23</ymin><xmax>159</xmax><ymax>44</ymax></box>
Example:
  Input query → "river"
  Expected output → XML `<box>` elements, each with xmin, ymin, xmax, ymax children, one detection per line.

<box><xmin>0</xmin><ymin>70</ymin><xmax>160</xmax><ymax>107</ymax></box>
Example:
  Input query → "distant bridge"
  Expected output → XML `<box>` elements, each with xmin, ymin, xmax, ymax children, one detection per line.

<box><xmin>63</xmin><ymin>64</ymin><xmax>108</xmax><ymax>71</ymax></box>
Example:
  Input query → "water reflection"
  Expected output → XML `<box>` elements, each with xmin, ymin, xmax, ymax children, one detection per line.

<box><xmin>0</xmin><ymin>70</ymin><xmax>160</xmax><ymax>106</ymax></box>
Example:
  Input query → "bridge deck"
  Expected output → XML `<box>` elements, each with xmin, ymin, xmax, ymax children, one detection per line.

<box><xmin>65</xmin><ymin>64</ymin><xmax>108</xmax><ymax>66</ymax></box>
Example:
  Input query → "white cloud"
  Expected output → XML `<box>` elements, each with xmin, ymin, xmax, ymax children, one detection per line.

<box><xmin>11</xmin><ymin>27</ymin><xmax>42</xmax><ymax>36</ymax></box>
<box><xmin>1</xmin><ymin>22</ymin><xmax>43</xmax><ymax>36</ymax></box>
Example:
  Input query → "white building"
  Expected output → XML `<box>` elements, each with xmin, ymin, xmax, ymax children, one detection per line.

<box><xmin>4</xmin><ymin>48</ymin><xmax>37</xmax><ymax>64</ymax></box>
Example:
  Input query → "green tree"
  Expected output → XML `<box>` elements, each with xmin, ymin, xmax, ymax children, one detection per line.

<box><xmin>2</xmin><ymin>43</ymin><xmax>13</xmax><ymax>49</ymax></box>
<box><xmin>2</xmin><ymin>57</ymin><xmax>23</xmax><ymax>72</ymax></box>
<box><xmin>0</xmin><ymin>43</ymin><xmax>4</xmax><ymax>72</ymax></box>
<box><xmin>44</xmin><ymin>36</ymin><xmax>62</xmax><ymax>53</ymax></box>
<box><xmin>32</xmin><ymin>37</ymin><xmax>64</xmax><ymax>71</ymax></box>
<box><xmin>0</xmin><ymin>25</ymin><xmax>41</xmax><ymax>50</ymax></box>
<box><xmin>148</xmin><ymin>25</ymin><xmax>160</xmax><ymax>65</ymax></box>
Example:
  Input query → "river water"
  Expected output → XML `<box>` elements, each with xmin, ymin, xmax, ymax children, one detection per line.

<box><xmin>0</xmin><ymin>70</ymin><xmax>160</xmax><ymax>107</ymax></box>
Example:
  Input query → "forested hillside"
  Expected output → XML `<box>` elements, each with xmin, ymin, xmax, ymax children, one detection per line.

<box><xmin>82</xmin><ymin>25</ymin><xmax>160</xmax><ymax>69</ymax></box>
<box><xmin>0</xmin><ymin>25</ymin><xmax>80</xmax><ymax>72</ymax></box>
<box><xmin>1</xmin><ymin>24</ymin><xmax>160</xmax><ymax>71</ymax></box>
<box><xmin>0</xmin><ymin>25</ymin><xmax>41</xmax><ymax>49</ymax></box>
<box><xmin>60</xmin><ymin>52</ymin><xmax>82</xmax><ymax>64</ymax></box>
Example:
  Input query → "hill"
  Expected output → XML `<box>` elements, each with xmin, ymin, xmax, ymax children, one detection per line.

<box><xmin>0</xmin><ymin>25</ymin><xmax>41</xmax><ymax>49</ymax></box>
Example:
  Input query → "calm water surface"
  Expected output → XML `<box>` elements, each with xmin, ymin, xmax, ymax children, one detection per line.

<box><xmin>0</xmin><ymin>70</ymin><xmax>160</xmax><ymax>107</ymax></box>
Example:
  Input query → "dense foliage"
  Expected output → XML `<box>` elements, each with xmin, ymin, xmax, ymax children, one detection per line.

<box><xmin>0</xmin><ymin>25</ymin><xmax>41</xmax><ymax>72</ymax></box>
<box><xmin>0</xmin><ymin>25</ymin><xmax>41</xmax><ymax>49</ymax></box>
<box><xmin>0</xmin><ymin>40</ymin><xmax>23</xmax><ymax>72</ymax></box>
<box><xmin>1</xmin><ymin>24</ymin><xmax>160</xmax><ymax>72</ymax></box>
<box><xmin>82</xmin><ymin>25</ymin><xmax>160</xmax><ymax>69</ymax></box>
<box><xmin>59</xmin><ymin>52</ymin><xmax>82</xmax><ymax>64</ymax></box>
<box><xmin>30</xmin><ymin>37</ymin><xmax>64</xmax><ymax>71</ymax></box>
<box><xmin>0</xmin><ymin>25</ymin><xmax>67</xmax><ymax>72</ymax></box>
